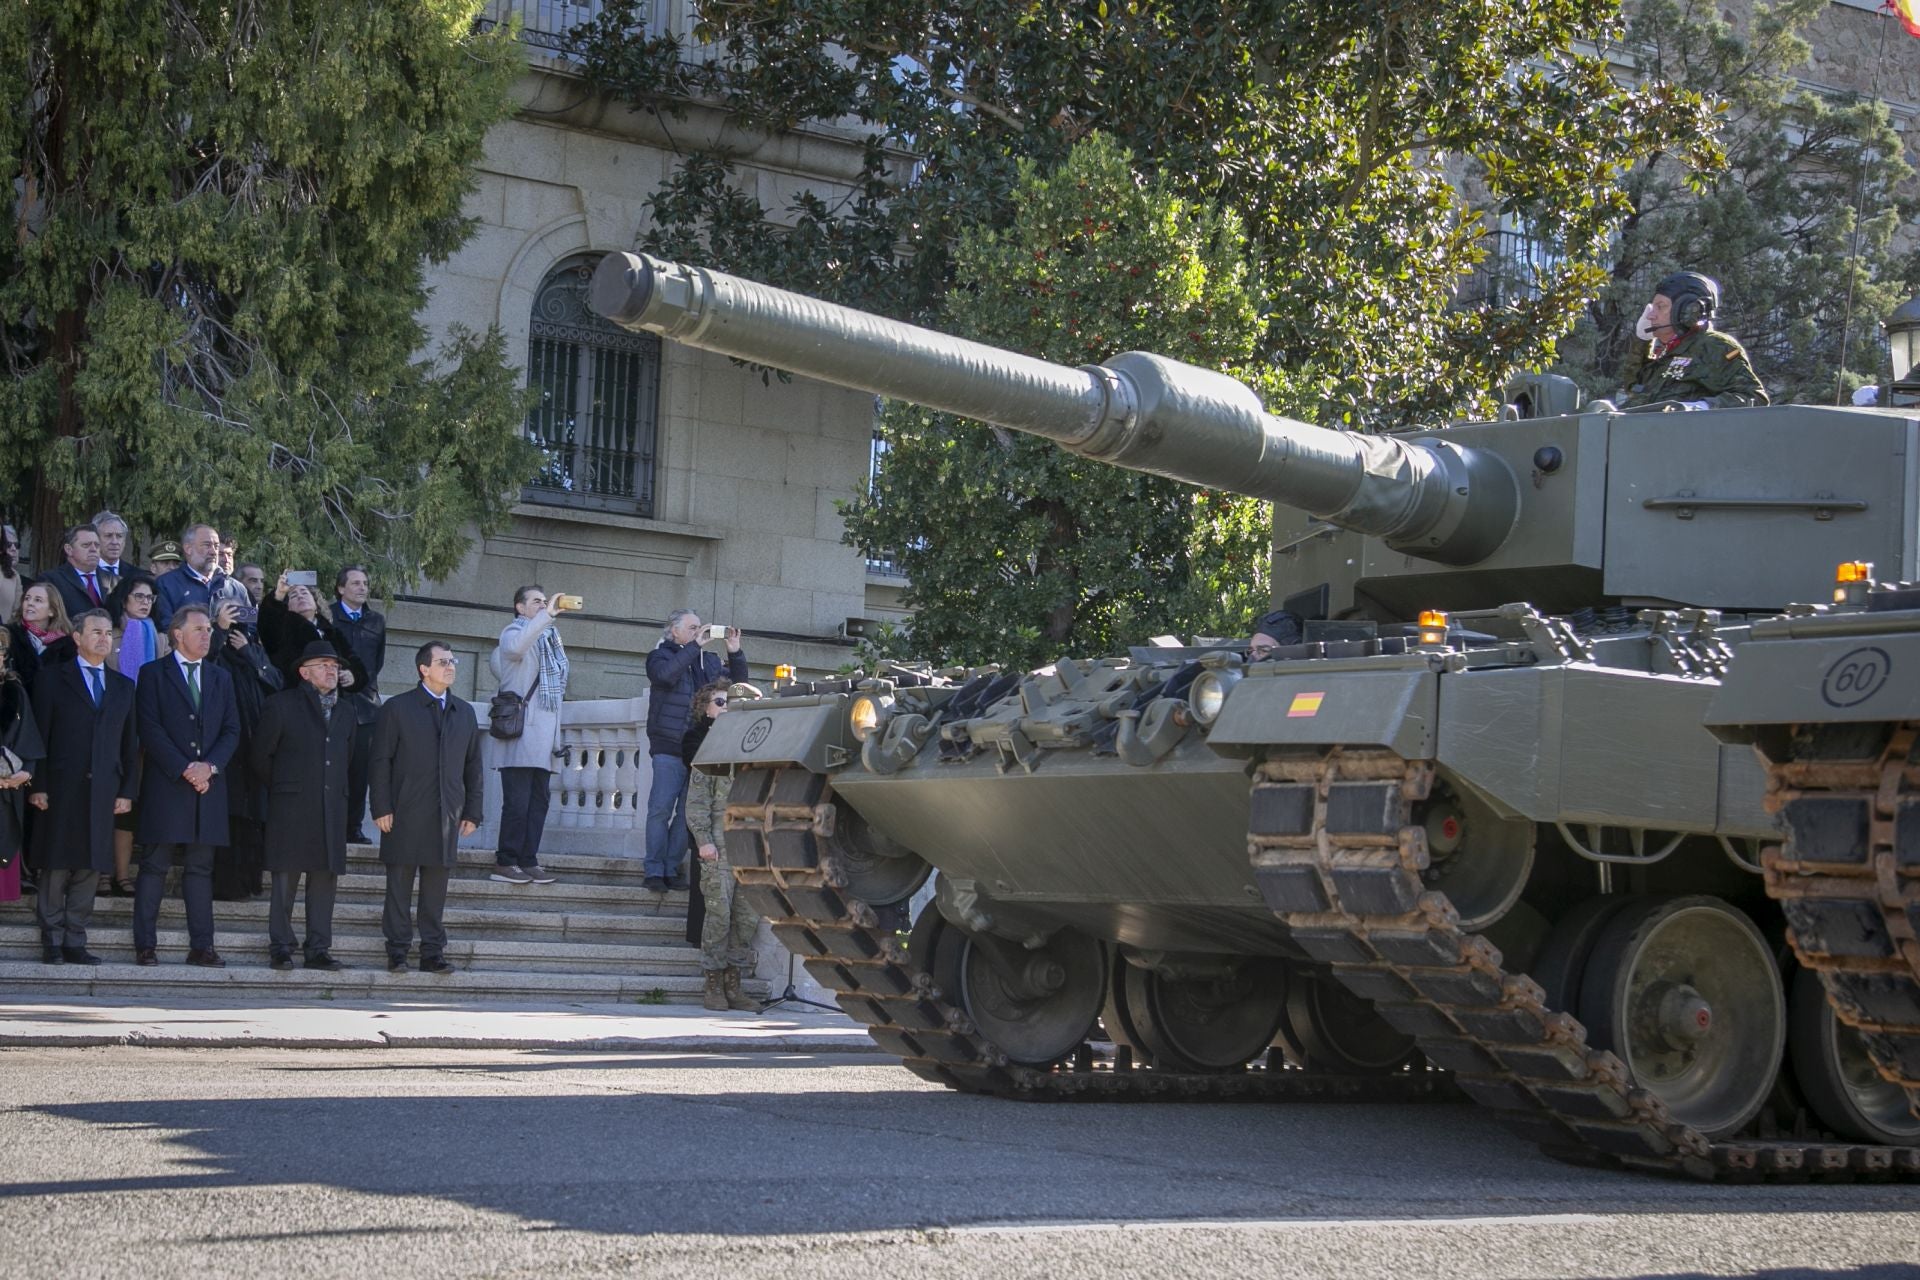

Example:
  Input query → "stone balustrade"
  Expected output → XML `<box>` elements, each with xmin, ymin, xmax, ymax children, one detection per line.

<box><xmin>474</xmin><ymin>695</ymin><xmax>654</xmax><ymax>857</ymax></box>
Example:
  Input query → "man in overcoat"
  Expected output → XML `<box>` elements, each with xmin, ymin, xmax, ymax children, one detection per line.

<box><xmin>370</xmin><ymin>640</ymin><xmax>483</xmax><ymax>975</ymax></box>
<box><xmin>252</xmin><ymin>640</ymin><xmax>356</xmax><ymax>971</ymax></box>
<box><xmin>133</xmin><ymin>604</ymin><xmax>241</xmax><ymax>966</ymax></box>
<box><xmin>27</xmin><ymin>610</ymin><xmax>136</xmax><ymax>965</ymax></box>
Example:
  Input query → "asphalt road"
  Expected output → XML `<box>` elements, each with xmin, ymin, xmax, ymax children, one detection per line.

<box><xmin>2</xmin><ymin>1046</ymin><xmax>1917</xmax><ymax>1279</ymax></box>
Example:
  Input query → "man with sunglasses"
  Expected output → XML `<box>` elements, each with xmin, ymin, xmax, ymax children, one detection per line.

<box><xmin>369</xmin><ymin>641</ymin><xmax>484</xmax><ymax>975</ymax></box>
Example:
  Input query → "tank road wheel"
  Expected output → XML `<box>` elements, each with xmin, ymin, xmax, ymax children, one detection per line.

<box><xmin>1278</xmin><ymin>968</ymin><xmax>1416</xmax><ymax>1074</ymax></box>
<box><xmin>958</xmin><ymin>930</ymin><xmax>1107</xmax><ymax>1067</ymax></box>
<box><xmin>1579</xmin><ymin>896</ymin><xmax>1786</xmax><ymax>1138</ymax></box>
<box><xmin>1099</xmin><ymin>952</ymin><xmax>1149</xmax><ymax>1060</ymax></box>
<box><xmin>825</xmin><ymin>800</ymin><xmax>931</xmax><ymax>907</ymax></box>
<box><xmin>1120</xmin><ymin>958</ymin><xmax>1289</xmax><ymax>1073</ymax></box>
<box><xmin>1531</xmin><ymin>896</ymin><xmax>1638</xmax><ymax>1015</ymax></box>
<box><xmin>1415</xmin><ymin>783</ymin><xmax>1535</xmax><ymax>932</ymax></box>
<box><xmin>1790</xmin><ymin>966</ymin><xmax>1920</xmax><ymax>1146</ymax></box>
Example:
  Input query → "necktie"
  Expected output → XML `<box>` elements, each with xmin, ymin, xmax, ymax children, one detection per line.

<box><xmin>86</xmin><ymin>666</ymin><xmax>103</xmax><ymax>706</ymax></box>
<box><xmin>83</xmin><ymin>572</ymin><xmax>100</xmax><ymax>604</ymax></box>
<box><xmin>186</xmin><ymin>662</ymin><xmax>201</xmax><ymax>710</ymax></box>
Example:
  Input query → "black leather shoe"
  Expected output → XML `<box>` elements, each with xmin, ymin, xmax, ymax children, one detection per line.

<box><xmin>387</xmin><ymin>957</ymin><xmax>408</xmax><ymax>974</ymax></box>
<box><xmin>61</xmin><ymin>948</ymin><xmax>103</xmax><ymax>966</ymax></box>
<box><xmin>643</xmin><ymin>875</ymin><xmax>668</xmax><ymax>892</ymax></box>
<box><xmin>41</xmin><ymin>947</ymin><xmax>64</xmax><ymax>965</ymax></box>
<box><xmin>347</xmin><ymin>829</ymin><xmax>372</xmax><ymax>844</ymax></box>
<box><xmin>269</xmin><ymin>952</ymin><xmax>296</xmax><ymax>972</ymax></box>
<box><xmin>304</xmin><ymin>953</ymin><xmax>346</xmax><ymax>972</ymax></box>
<box><xmin>668</xmin><ymin>874</ymin><xmax>690</xmax><ymax>892</ymax></box>
<box><xmin>418</xmin><ymin>955</ymin><xmax>454</xmax><ymax>975</ymax></box>
<box><xmin>135</xmin><ymin>948</ymin><xmax>159</xmax><ymax>967</ymax></box>
<box><xmin>185</xmin><ymin>948</ymin><xmax>227</xmax><ymax>968</ymax></box>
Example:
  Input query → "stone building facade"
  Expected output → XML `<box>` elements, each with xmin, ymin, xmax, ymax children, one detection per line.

<box><xmin>384</xmin><ymin>0</ymin><xmax>903</xmax><ymax>707</ymax></box>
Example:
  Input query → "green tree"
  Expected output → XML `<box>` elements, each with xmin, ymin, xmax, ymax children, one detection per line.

<box><xmin>0</xmin><ymin>1</ymin><xmax>538</xmax><ymax>584</ymax></box>
<box><xmin>1558</xmin><ymin>0</ymin><xmax>1918</xmax><ymax>403</ymax></box>
<box><xmin>575</xmin><ymin>0</ymin><xmax>1718</xmax><ymax>659</ymax></box>
<box><xmin>843</xmin><ymin>136</ymin><xmax>1272</xmax><ymax>666</ymax></box>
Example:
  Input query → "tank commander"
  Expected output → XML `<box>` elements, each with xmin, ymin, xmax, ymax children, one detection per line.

<box><xmin>1617</xmin><ymin>271</ymin><xmax>1767</xmax><ymax>412</ymax></box>
<box><xmin>1247</xmin><ymin>609</ymin><xmax>1304</xmax><ymax>661</ymax></box>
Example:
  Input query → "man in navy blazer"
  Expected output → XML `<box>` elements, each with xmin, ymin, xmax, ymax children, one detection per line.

<box><xmin>132</xmin><ymin>604</ymin><xmax>242</xmax><ymax>966</ymax></box>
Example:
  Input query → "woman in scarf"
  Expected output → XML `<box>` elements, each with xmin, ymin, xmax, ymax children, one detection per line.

<box><xmin>8</xmin><ymin>581</ymin><xmax>75</xmax><ymax>690</ymax></box>
<box><xmin>485</xmin><ymin>584</ymin><xmax>573</xmax><ymax>884</ymax></box>
<box><xmin>259</xmin><ymin>574</ymin><xmax>367</xmax><ymax>691</ymax></box>
<box><xmin>0</xmin><ymin>627</ymin><xmax>46</xmax><ymax>904</ymax></box>
<box><xmin>682</xmin><ymin>679</ymin><xmax>758</xmax><ymax>1012</ymax></box>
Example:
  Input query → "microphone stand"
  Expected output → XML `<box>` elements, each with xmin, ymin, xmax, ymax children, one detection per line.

<box><xmin>759</xmin><ymin>948</ymin><xmax>838</xmax><ymax>1014</ymax></box>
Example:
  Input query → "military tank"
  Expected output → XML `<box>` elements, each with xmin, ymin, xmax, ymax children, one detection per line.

<box><xmin>1704</xmin><ymin>575</ymin><xmax>1920</xmax><ymax>1157</ymax></box>
<box><xmin>589</xmin><ymin>251</ymin><xmax>1920</xmax><ymax>1180</ymax></box>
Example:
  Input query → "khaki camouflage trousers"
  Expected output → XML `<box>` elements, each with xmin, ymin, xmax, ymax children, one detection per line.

<box><xmin>699</xmin><ymin>857</ymin><xmax>759</xmax><ymax>972</ymax></box>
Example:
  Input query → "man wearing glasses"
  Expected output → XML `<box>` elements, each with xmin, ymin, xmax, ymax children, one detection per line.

<box><xmin>369</xmin><ymin>641</ymin><xmax>484</xmax><ymax>975</ymax></box>
<box><xmin>1246</xmin><ymin>609</ymin><xmax>1304</xmax><ymax>662</ymax></box>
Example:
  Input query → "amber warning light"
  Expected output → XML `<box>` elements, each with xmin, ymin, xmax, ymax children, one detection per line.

<box><xmin>1833</xmin><ymin>561</ymin><xmax>1874</xmax><ymax>604</ymax></box>
<box><xmin>1417</xmin><ymin>610</ymin><xmax>1450</xmax><ymax>646</ymax></box>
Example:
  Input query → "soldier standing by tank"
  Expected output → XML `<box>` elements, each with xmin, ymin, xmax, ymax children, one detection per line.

<box><xmin>682</xmin><ymin>680</ymin><xmax>758</xmax><ymax>1012</ymax></box>
<box><xmin>1619</xmin><ymin>271</ymin><xmax>1767</xmax><ymax>411</ymax></box>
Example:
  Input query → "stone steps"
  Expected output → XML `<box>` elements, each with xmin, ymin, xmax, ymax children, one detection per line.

<box><xmin>0</xmin><ymin>841</ymin><xmax>736</xmax><ymax>1005</ymax></box>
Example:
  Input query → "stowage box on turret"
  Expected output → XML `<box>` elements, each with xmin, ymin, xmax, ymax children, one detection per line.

<box><xmin>591</xmin><ymin>252</ymin><xmax>1920</xmax><ymax>1180</ymax></box>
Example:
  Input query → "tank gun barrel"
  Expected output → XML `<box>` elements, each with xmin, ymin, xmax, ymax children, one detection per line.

<box><xmin>590</xmin><ymin>253</ymin><xmax>1518</xmax><ymax>564</ymax></box>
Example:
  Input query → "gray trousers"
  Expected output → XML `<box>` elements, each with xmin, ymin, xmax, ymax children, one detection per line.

<box><xmin>36</xmin><ymin>869</ymin><xmax>99</xmax><ymax>950</ymax></box>
<box><xmin>269</xmin><ymin>870</ymin><xmax>338</xmax><ymax>959</ymax></box>
<box><xmin>383</xmin><ymin>864</ymin><xmax>450</xmax><ymax>961</ymax></box>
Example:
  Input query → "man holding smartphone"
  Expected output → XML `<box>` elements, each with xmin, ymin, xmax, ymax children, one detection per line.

<box><xmin>642</xmin><ymin>610</ymin><xmax>746</xmax><ymax>892</ymax></box>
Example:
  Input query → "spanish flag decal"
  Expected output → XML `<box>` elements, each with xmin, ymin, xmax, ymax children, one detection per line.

<box><xmin>1288</xmin><ymin>691</ymin><xmax>1325</xmax><ymax>718</ymax></box>
<box><xmin>1898</xmin><ymin>0</ymin><xmax>1920</xmax><ymax>38</ymax></box>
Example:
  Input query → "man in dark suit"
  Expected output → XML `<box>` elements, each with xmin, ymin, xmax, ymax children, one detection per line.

<box><xmin>253</xmin><ymin>641</ymin><xmax>356</xmax><ymax>971</ymax></box>
<box><xmin>370</xmin><ymin>640</ymin><xmax>483</xmax><ymax>975</ymax></box>
<box><xmin>133</xmin><ymin>604</ymin><xmax>242</xmax><ymax>966</ymax></box>
<box><xmin>26</xmin><ymin>610</ymin><xmax>137</xmax><ymax>965</ymax></box>
<box><xmin>38</xmin><ymin>523</ymin><xmax>112</xmax><ymax>621</ymax></box>
<box><xmin>330</xmin><ymin>564</ymin><xmax>385</xmax><ymax>844</ymax></box>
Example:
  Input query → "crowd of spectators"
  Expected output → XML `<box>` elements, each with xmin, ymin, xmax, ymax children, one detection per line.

<box><xmin>0</xmin><ymin>518</ymin><xmax>754</xmax><ymax>995</ymax></box>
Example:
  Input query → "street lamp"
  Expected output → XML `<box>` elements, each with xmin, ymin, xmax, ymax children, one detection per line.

<box><xmin>1886</xmin><ymin>295</ymin><xmax>1920</xmax><ymax>401</ymax></box>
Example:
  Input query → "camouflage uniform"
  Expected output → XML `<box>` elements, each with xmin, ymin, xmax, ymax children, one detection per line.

<box><xmin>1621</xmin><ymin>327</ymin><xmax>1767</xmax><ymax>410</ymax></box>
<box><xmin>683</xmin><ymin>761</ymin><xmax>757</xmax><ymax>973</ymax></box>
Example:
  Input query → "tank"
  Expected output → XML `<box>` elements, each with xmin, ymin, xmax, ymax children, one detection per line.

<box><xmin>1703</xmin><ymin>578</ymin><xmax>1920</xmax><ymax>1154</ymax></box>
<box><xmin>590</xmin><ymin>252</ymin><xmax>1920</xmax><ymax>1180</ymax></box>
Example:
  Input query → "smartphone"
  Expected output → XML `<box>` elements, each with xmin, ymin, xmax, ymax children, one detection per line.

<box><xmin>286</xmin><ymin>570</ymin><xmax>318</xmax><ymax>587</ymax></box>
<box><xmin>554</xmin><ymin>594</ymin><xmax>584</xmax><ymax>612</ymax></box>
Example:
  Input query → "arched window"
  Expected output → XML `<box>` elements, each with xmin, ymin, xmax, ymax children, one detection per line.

<box><xmin>524</xmin><ymin>254</ymin><xmax>662</xmax><ymax>515</ymax></box>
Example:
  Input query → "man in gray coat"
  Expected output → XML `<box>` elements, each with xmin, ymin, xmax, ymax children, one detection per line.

<box><xmin>370</xmin><ymin>640</ymin><xmax>484</xmax><ymax>975</ymax></box>
<box><xmin>486</xmin><ymin>584</ymin><xmax>574</xmax><ymax>885</ymax></box>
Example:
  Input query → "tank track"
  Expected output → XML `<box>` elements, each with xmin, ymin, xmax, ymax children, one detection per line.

<box><xmin>1762</xmin><ymin>721</ymin><xmax>1920</xmax><ymax>1123</ymax></box>
<box><xmin>1248</xmin><ymin>746</ymin><xmax>1920</xmax><ymax>1182</ymax></box>
<box><xmin>722</xmin><ymin>763</ymin><xmax>1452</xmax><ymax>1104</ymax></box>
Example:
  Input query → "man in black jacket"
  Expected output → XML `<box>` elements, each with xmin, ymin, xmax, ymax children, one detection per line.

<box><xmin>329</xmin><ymin>564</ymin><xmax>385</xmax><ymax>843</ymax></box>
<box><xmin>642</xmin><ymin>609</ymin><xmax>746</xmax><ymax>892</ymax></box>
<box><xmin>253</xmin><ymin>641</ymin><xmax>357</xmax><ymax>971</ymax></box>
<box><xmin>26</xmin><ymin>610</ymin><xmax>137</xmax><ymax>965</ymax></box>
<box><xmin>370</xmin><ymin>641</ymin><xmax>484</xmax><ymax>975</ymax></box>
<box><xmin>38</xmin><ymin>524</ymin><xmax>112</xmax><ymax>621</ymax></box>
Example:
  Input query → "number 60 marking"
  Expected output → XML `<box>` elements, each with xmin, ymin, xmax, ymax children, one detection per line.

<box><xmin>1819</xmin><ymin>646</ymin><xmax>1892</xmax><ymax>709</ymax></box>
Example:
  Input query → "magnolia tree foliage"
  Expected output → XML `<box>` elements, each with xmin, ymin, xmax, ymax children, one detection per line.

<box><xmin>1560</xmin><ymin>0</ymin><xmax>1919</xmax><ymax>403</ymax></box>
<box><xmin>0</xmin><ymin>1</ymin><xmax>537</xmax><ymax>584</ymax></box>
<box><xmin>843</xmin><ymin>137</ymin><xmax>1274</xmax><ymax>666</ymax></box>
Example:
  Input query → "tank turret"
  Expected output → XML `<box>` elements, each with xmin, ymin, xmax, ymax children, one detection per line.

<box><xmin>591</xmin><ymin>252</ymin><xmax>1920</xmax><ymax>617</ymax></box>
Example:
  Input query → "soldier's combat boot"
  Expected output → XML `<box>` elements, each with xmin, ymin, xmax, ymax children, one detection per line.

<box><xmin>723</xmin><ymin>966</ymin><xmax>757</xmax><ymax>1011</ymax></box>
<box><xmin>702</xmin><ymin>969</ymin><xmax>728</xmax><ymax>1012</ymax></box>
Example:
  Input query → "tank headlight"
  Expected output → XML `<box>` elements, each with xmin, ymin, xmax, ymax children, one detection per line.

<box><xmin>849</xmin><ymin>694</ymin><xmax>888</xmax><ymax>741</ymax></box>
<box><xmin>1189</xmin><ymin>670</ymin><xmax>1241</xmax><ymax>726</ymax></box>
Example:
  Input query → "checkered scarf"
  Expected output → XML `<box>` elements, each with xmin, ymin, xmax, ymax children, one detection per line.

<box><xmin>537</xmin><ymin>625</ymin><xmax>568</xmax><ymax>711</ymax></box>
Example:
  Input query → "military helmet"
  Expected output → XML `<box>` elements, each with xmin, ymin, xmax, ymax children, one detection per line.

<box><xmin>1654</xmin><ymin>271</ymin><xmax>1719</xmax><ymax>331</ymax></box>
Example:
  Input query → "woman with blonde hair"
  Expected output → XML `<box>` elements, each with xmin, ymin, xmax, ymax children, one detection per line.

<box><xmin>7</xmin><ymin>581</ymin><xmax>74</xmax><ymax>689</ymax></box>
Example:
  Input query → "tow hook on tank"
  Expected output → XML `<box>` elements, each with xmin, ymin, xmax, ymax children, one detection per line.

<box><xmin>1116</xmin><ymin>698</ymin><xmax>1191</xmax><ymax>765</ymax></box>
